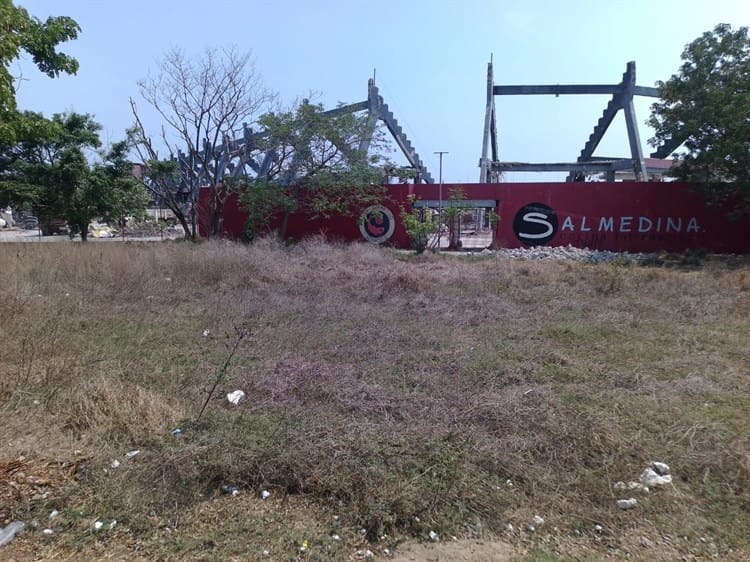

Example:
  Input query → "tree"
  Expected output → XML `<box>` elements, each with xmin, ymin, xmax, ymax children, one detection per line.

<box><xmin>3</xmin><ymin>112</ymin><xmax>148</xmax><ymax>240</ymax></box>
<box><xmin>400</xmin><ymin>195</ymin><xmax>438</xmax><ymax>254</ymax></box>
<box><xmin>0</xmin><ymin>1</ymin><xmax>80</xmax><ymax>144</ymax></box>
<box><xmin>649</xmin><ymin>24</ymin><xmax>750</xmax><ymax>217</ymax></box>
<box><xmin>89</xmin><ymin>140</ymin><xmax>151</xmax><ymax>230</ymax></box>
<box><xmin>239</xmin><ymin>100</ymin><xmax>389</xmax><ymax>239</ymax></box>
<box><xmin>130</xmin><ymin>47</ymin><xmax>275</xmax><ymax>240</ymax></box>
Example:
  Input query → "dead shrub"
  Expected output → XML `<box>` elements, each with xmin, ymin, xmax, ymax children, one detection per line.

<box><xmin>61</xmin><ymin>374</ymin><xmax>185</xmax><ymax>448</ymax></box>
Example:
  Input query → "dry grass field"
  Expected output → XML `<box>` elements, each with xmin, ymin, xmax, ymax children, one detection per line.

<box><xmin>0</xmin><ymin>239</ymin><xmax>748</xmax><ymax>561</ymax></box>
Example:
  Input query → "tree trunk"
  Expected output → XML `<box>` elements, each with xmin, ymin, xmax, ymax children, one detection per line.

<box><xmin>209</xmin><ymin>186</ymin><xmax>226</xmax><ymax>238</ymax></box>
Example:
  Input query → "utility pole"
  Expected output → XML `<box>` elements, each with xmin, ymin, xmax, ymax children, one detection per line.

<box><xmin>434</xmin><ymin>151</ymin><xmax>448</xmax><ymax>250</ymax></box>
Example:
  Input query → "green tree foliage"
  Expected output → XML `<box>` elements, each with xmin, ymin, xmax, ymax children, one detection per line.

<box><xmin>0</xmin><ymin>1</ymin><xmax>80</xmax><ymax>144</ymax></box>
<box><xmin>400</xmin><ymin>195</ymin><xmax>438</xmax><ymax>254</ymax></box>
<box><xmin>239</xmin><ymin>101</ymin><xmax>389</xmax><ymax>239</ymax></box>
<box><xmin>3</xmin><ymin>112</ymin><xmax>148</xmax><ymax>240</ymax></box>
<box><xmin>89</xmin><ymin>141</ymin><xmax>150</xmax><ymax>230</ymax></box>
<box><xmin>649</xmin><ymin>24</ymin><xmax>750</xmax><ymax>217</ymax></box>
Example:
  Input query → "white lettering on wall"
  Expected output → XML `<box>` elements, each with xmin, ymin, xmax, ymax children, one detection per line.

<box><xmin>557</xmin><ymin>215</ymin><xmax>701</xmax><ymax>235</ymax></box>
<box><xmin>518</xmin><ymin>212</ymin><xmax>554</xmax><ymax>240</ymax></box>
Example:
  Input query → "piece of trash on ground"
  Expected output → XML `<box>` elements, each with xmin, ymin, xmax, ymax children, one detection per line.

<box><xmin>0</xmin><ymin>521</ymin><xmax>25</xmax><ymax>546</ymax></box>
<box><xmin>616</xmin><ymin>498</ymin><xmax>638</xmax><ymax>510</ymax></box>
<box><xmin>226</xmin><ymin>390</ymin><xmax>246</xmax><ymax>406</ymax></box>
<box><xmin>221</xmin><ymin>485</ymin><xmax>240</xmax><ymax>496</ymax></box>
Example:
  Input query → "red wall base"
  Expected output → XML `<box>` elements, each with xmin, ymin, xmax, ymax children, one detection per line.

<box><xmin>199</xmin><ymin>183</ymin><xmax>750</xmax><ymax>254</ymax></box>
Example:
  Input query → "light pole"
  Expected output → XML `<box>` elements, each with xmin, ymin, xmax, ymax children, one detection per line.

<box><xmin>434</xmin><ymin>151</ymin><xmax>448</xmax><ymax>249</ymax></box>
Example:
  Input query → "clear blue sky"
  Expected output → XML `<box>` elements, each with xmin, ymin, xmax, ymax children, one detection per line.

<box><xmin>14</xmin><ymin>0</ymin><xmax>750</xmax><ymax>183</ymax></box>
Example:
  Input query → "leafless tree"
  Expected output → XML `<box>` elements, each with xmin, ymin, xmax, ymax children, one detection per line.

<box><xmin>130</xmin><ymin>47</ymin><xmax>275</xmax><ymax>239</ymax></box>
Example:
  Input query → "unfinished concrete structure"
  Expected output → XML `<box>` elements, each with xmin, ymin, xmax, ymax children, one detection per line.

<box><xmin>479</xmin><ymin>60</ymin><xmax>676</xmax><ymax>183</ymax></box>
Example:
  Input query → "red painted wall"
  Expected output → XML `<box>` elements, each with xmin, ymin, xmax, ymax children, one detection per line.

<box><xmin>201</xmin><ymin>183</ymin><xmax>750</xmax><ymax>254</ymax></box>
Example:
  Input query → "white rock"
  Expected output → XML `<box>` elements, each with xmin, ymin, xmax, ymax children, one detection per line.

<box><xmin>202</xmin><ymin>329</ymin><xmax>211</xmax><ymax>337</ymax></box>
<box><xmin>92</xmin><ymin>520</ymin><xmax>104</xmax><ymax>531</ymax></box>
<box><xmin>616</xmin><ymin>498</ymin><xmax>638</xmax><ymax>510</ymax></box>
<box><xmin>428</xmin><ymin>530</ymin><xmax>439</xmax><ymax>541</ymax></box>
<box><xmin>125</xmin><ymin>450</ymin><xmax>140</xmax><ymax>459</ymax></box>
<box><xmin>49</xmin><ymin>510</ymin><xmax>59</xmax><ymax>519</ymax></box>
<box><xmin>226</xmin><ymin>390</ymin><xmax>246</xmax><ymax>406</ymax></box>
<box><xmin>260</xmin><ymin>490</ymin><xmax>271</xmax><ymax>500</ymax></box>
<box><xmin>42</xmin><ymin>528</ymin><xmax>54</xmax><ymax>536</ymax></box>
<box><xmin>111</xmin><ymin>459</ymin><xmax>121</xmax><ymax>469</ymax></box>
<box><xmin>613</xmin><ymin>481</ymin><xmax>627</xmax><ymax>491</ymax></box>
<box><xmin>640</xmin><ymin>467</ymin><xmax>672</xmax><ymax>487</ymax></box>
<box><xmin>331</xmin><ymin>533</ymin><xmax>341</xmax><ymax>541</ymax></box>
<box><xmin>532</xmin><ymin>515</ymin><xmax>545</xmax><ymax>526</ymax></box>
<box><xmin>262</xmin><ymin>549</ymin><xmax>270</xmax><ymax>556</ymax></box>
<box><xmin>594</xmin><ymin>524</ymin><xmax>603</xmax><ymax>533</ymax></box>
<box><xmin>505</xmin><ymin>524</ymin><xmax>514</xmax><ymax>532</ymax></box>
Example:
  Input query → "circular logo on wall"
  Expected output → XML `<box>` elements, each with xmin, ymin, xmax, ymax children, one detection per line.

<box><xmin>513</xmin><ymin>203</ymin><xmax>558</xmax><ymax>246</ymax></box>
<box><xmin>359</xmin><ymin>205</ymin><xmax>395</xmax><ymax>244</ymax></box>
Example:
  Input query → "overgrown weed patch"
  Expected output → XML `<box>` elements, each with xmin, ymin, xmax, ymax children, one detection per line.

<box><xmin>0</xmin><ymin>240</ymin><xmax>747</xmax><ymax>560</ymax></box>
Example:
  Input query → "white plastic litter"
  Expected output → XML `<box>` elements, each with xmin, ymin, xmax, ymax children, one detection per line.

<box><xmin>125</xmin><ymin>450</ymin><xmax>140</xmax><ymax>459</ymax></box>
<box><xmin>615</xmin><ymin>480</ymin><xmax>649</xmax><ymax>493</ymax></box>
<box><xmin>532</xmin><ymin>515</ymin><xmax>545</xmax><ymax>526</ymax></box>
<box><xmin>92</xmin><ymin>520</ymin><xmax>104</xmax><ymax>531</ymax></box>
<box><xmin>616</xmin><ymin>498</ymin><xmax>638</xmax><ymax>510</ymax></box>
<box><xmin>49</xmin><ymin>510</ymin><xmax>59</xmax><ymax>519</ymax></box>
<box><xmin>331</xmin><ymin>533</ymin><xmax>341</xmax><ymax>541</ymax></box>
<box><xmin>640</xmin><ymin>467</ymin><xmax>672</xmax><ymax>487</ymax></box>
<box><xmin>0</xmin><ymin>521</ymin><xmax>24</xmax><ymax>546</ymax></box>
<box><xmin>260</xmin><ymin>490</ymin><xmax>271</xmax><ymax>500</ymax></box>
<box><xmin>226</xmin><ymin>390</ymin><xmax>246</xmax><ymax>406</ymax></box>
<box><xmin>111</xmin><ymin>459</ymin><xmax>121</xmax><ymax>469</ymax></box>
<box><xmin>202</xmin><ymin>329</ymin><xmax>211</xmax><ymax>337</ymax></box>
<box><xmin>428</xmin><ymin>530</ymin><xmax>439</xmax><ymax>541</ymax></box>
<box><xmin>42</xmin><ymin>528</ymin><xmax>54</xmax><ymax>536</ymax></box>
